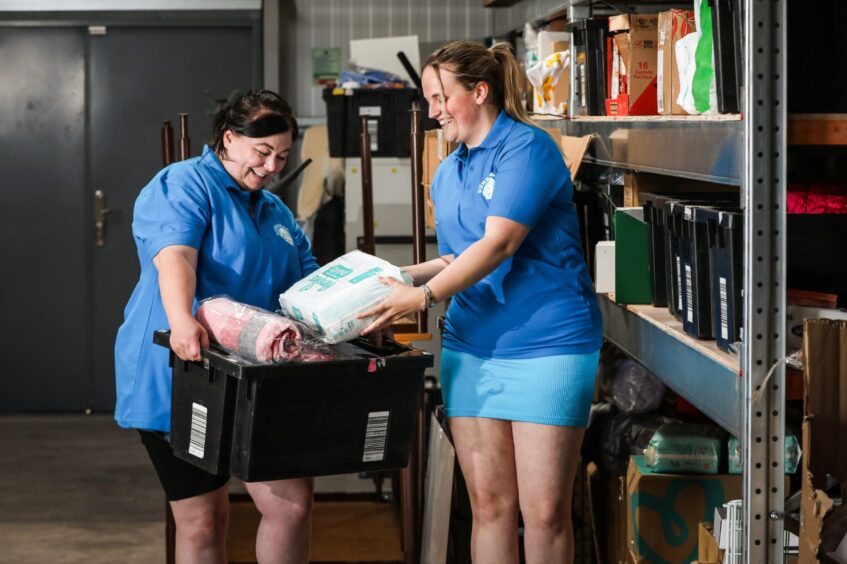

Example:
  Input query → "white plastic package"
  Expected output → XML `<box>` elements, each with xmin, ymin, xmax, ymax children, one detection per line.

<box><xmin>526</xmin><ymin>50</ymin><xmax>570</xmax><ymax>115</ymax></box>
<box><xmin>278</xmin><ymin>250</ymin><xmax>412</xmax><ymax>344</ymax></box>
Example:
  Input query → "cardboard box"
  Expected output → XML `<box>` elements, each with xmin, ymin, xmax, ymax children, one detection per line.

<box><xmin>697</xmin><ymin>522</ymin><xmax>724</xmax><ymax>564</ymax></box>
<box><xmin>606</xmin><ymin>14</ymin><xmax>659</xmax><ymax>116</ymax></box>
<box><xmin>422</xmin><ymin>129</ymin><xmax>456</xmax><ymax>186</ymax></box>
<box><xmin>800</xmin><ymin>319</ymin><xmax>847</xmax><ymax>563</ymax></box>
<box><xmin>587</xmin><ymin>463</ymin><xmax>629</xmax><ymax>564</ymax></box>
<box><xmin>623</xmin><ymin>171</ymin><xmax>738</xmax><ymax>207</ymax></box>
<box><xmin>658</xmin><ymin>10</ymin><xmax>696</xmax><ymax>115</ymax></box>
<box><xmin>627</xmin><ymin>455</ymin><xmax>742</xmax><ymax>563</ymax></box>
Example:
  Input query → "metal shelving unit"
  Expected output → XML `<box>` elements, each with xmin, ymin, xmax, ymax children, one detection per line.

<box><xmin>547</xmin><ymin>0</ymin><xmax>787</xmax><ymax>560</ymax></box>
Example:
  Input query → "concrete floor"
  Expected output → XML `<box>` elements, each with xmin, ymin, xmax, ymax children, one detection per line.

<box><xmin>0</xmin><ymin>414</ymin><xmax>163</xmax><ymax>564</ymax></box>
<box><xmin>0</xmin><ymin>414</ymin><xmax>387</xmax><ymax>564</ymax></box>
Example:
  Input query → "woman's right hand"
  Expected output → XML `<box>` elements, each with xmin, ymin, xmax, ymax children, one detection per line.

<box><xmin>169</xmin><ymin>315</ymin><xmax>209</xmax><ymax>362</ymax></box>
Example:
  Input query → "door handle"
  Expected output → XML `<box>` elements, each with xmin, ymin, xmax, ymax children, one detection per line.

<box><xmin>94</xmin><ymin>190</ymin><xmax>111</xmax><ymax>247</ymax></box>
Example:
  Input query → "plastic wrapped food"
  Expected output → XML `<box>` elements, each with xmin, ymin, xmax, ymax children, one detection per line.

<box><xmin>728</xmin><ymin>428</ymin><xmax>802</xmax><ymax>475</ymax></box>
<box><xmin>644</xmin><ymin>422</ymin><xmax>725</xmax><ymax>474</ymax></box>
<box><xmin>195</xmin><ymin>296</ymin><xmax>331</xmax><ymax>364</ymax></box>
<box><xmin>606</xmin><ymin>358</ymin><xmax>667</xmax><ymax>414</ymax></box>
<box><xmin>279</xmin><ymin>250</ymin><xmax>412</xmax><ymax>344</ymax></box>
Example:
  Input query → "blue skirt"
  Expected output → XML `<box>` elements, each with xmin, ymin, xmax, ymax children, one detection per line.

<box><xmin>440</xmin><ymin>347</ymin><xmax>600</xmax><ymax>427</ymax></box>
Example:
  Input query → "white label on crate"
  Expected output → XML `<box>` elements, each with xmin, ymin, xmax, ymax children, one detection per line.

<box><xmin>362</xmin><ymin>410</ymin><xmax>390</xmax><ymax>462</ymax></box>
<box><xmin>685</xmin><ymin>264</ymin><xmax>693</xmax><ymax>323</ymax></box>
<box><xmin>676</xmin><ymin>256</ymin><xmax>683</xmax><ymax>312</ymax></box>
<box><xmin>188</xmin><ymin>402</ymin><xmax>208</xmax><ymax>459</ymax></box>
<box><xmin>719</xmin><ymin>276</ymin><xmax>729</xmax><ymax>340</ymax></box>
<box><xmin>359</xmin><ymin>106</ymin><xmax>382</xmax><ymax>116</ymax></box>
<box><xmin>367</xmin><ymin>120</ymin><xmax>378</xmax><ymax>151</ymax></box>
<box><xmin>657</xmin><ymin>48</ymin><xmax>665</xmax><ymax>113</ymax></box>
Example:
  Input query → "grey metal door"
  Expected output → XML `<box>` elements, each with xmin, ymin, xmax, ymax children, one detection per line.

<box><xmin>0</xmin><ymin>22</ymin><xmax>257</xmax><ymax>411</ymax></box>
<box><xmin>0</xmin><ymin>27</ymin><xmax>90</xmax><ymax>410</ymax></box>
<box><xmin>89</xmin><ymin>25</ymin><xmax>257</xmax><ymax>411</ymax></box>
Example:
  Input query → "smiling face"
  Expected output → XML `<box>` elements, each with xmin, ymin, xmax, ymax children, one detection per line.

<box><xmin>219</xmin><ymin>129</ymin><xmax>293</xmax><ymax>191</ymax></box>
<box><xmin>422</xmin><ymin>64</ymin><xmax>496</xmax><ymax>148</ymax></box>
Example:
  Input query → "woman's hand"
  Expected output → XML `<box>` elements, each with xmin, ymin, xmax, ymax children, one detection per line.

<box><xmin>358</xmin><ymin>277</ymin><xmax>425</xmax><ymax>336</ymax></box>
<box><xmin>169</xmin><ymin>315</ymin><xmax>209</xmax><ymax>362</ymax></box>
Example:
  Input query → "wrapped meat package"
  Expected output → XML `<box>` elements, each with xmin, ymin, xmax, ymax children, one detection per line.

<box><xmin>195</xmin><ymin>296</ymin><xmax>330</xmax><ymax>364</ymax></box>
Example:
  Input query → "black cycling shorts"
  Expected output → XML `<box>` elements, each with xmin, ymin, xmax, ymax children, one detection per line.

<box><xmin>138</xmin><ymin>430</ymin><xmax>230</xmax><ymax>501</ymax></box>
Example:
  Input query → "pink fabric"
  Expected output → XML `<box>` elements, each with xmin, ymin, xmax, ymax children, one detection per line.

<box><xmin>788</xmin><ymin>184</ymin><xmax>847</xmax><ymax>214</ymax></box>
<box><xmin>195</xmin><ymin>297</ymin><xmax>301</xmax><ymax>362</ymax></box>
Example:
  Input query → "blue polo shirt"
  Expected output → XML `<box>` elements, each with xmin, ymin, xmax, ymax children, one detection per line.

<box><xmin>431</xmin><ymin>111</ymin><xmax>602</xmax><ymax>359</ymax></box>
<box><xmin>114</xmin><ymin>145</ymin><xmax>319</xmax><ymax>432</ymax></box>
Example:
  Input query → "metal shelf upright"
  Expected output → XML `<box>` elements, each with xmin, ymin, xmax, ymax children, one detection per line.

<box><xmin>554</xmin><ymin>0</ymin><xmax>788</xmax><ymax>560</ymax></box>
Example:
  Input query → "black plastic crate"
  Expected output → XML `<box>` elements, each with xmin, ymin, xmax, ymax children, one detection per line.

<box><xmin>154</xmin><ymin>330</ymin><xmax>432</xmax><ymax>481</ymax></box>
<box><xmin>323</xmin><ymin>87</ymin><xmax>418</xmax><ymax>158</ymax></box>
<box><xmin>709</xmin><ymin>0</ymin><xmax>742</xmax><ymax>114</ymax></box>
<box><xmin>708</xmin><ymin>209</ymin><xmax>743</xmax><ymax>352</ymax></box>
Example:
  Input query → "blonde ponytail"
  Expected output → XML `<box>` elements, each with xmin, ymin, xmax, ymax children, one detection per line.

<box><xmin>488</xmin><ymin>43</ymin><xmax>534</xmax><ymax>127</ymax></box>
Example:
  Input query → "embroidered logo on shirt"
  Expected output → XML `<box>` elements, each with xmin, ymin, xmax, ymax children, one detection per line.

<box><xmin>274</xmin><ymin>224</ymin><xmax>294</xmax><ymax>246</ymax></box>
<box><xmin>477</xmin><ymin>172</ymin><xmax>496</xmax><ymax>201</ymax></box>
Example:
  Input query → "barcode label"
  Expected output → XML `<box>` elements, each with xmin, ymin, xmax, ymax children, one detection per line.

<box><xmin>368</xmin><ymin>120</ymin><xmax>378</xmax><ymax>151</ymax></box>
<box><xmin>719</xmin><ymin>277</ymin><xmax>729</xmax><ymax>340</ymax></box>
<box><xmin>362</xmin><ymin>410</ymin><xmax>390</xmax><ymax>462</ymax></box>
<box><xmin>685</xmin><ymin>264</ymin><xmax>693</xmax><ymax>323</ymax></box>
<box><xmin>188</xmin><ymin>402</ymin><xmax>208</xmax><ymax>459</ymax></box>
<box><xmin>676</xmin><ymin>256</ymin><xmax>683</xmax><ymax>311</ymax></box>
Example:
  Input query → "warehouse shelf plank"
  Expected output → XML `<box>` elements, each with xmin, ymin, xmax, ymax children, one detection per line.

<box><xmin>598</xmin><ymin>293</ymin><xmax>742</xmax><ymax>436</ymax></box>
<box><xmin>788</xmin><ymin>113</ymin><xmax>847</xmax><ymax>145</ymax></box>
<box><xmin>556</xmin><ymin>116</ymin><xmax>743</xmax><ymax>185</ymax></box>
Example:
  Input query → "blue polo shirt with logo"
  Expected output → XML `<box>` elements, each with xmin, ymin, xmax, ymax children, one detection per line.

<box><xmin>114</xmin><ymin>145</ymin><xmax>319</xmax><ymax>432</ymax></box>
<box><xmin>431</xmin><ymin>111</ymin><xmax>602</xmax><ymax>359</ymax></box>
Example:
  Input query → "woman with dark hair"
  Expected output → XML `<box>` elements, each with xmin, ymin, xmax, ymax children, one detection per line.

<box><xmin>114</xmin><ymin>89</ymin><xmax>318</xmax><ymax>563</ymax></box>
<box><xmin>360</xmin><ymin>42</ymin><xmax>602</xmax><ymax>564</ymax></box>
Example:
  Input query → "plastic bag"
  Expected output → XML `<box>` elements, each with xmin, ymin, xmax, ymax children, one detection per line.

<box><xmin>676</xmin><ymin>0</ymin><xmax>718</xmax><ymax>115</ymax></box>
<box><xmin>593</xmin><ymin>407</ymin><xmax>680</xmax><ymax>476</ymax></box>
<box><xmin>605</xmin><ymin>358</ymin><xmax>667</xmax><ymax>414</ymax></box>
<box><xmin>728</xmin><ymin>427</ymin><xmax>802</xmax><ymax>475</ymax></box>
<box><xmin>526</xmin><ymin>50</ymin><xmax>570</xmax><ymax>115</ymax></box>
<box><xmin>644</xmin><ymin>422</ymin><xmax>725</xmax><ymax>474</ymax></box>
<box><xmin>278</xmin><ymin>250</ymin><xmax>412</xmax><ymax>344</ymax></box>
<box><xmin>195</xmin><ymin>296</ymin><xmax>332</xmax><ymax>364</ymax></box>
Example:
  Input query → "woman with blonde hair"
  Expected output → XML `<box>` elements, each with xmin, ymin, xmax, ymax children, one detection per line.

<box><xmin>360</xmin><ymin>41</ymin><xmax>602</xmax><ymax>564</ymax></box>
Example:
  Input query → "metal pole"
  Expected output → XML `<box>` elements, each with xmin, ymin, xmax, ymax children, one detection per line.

<box><xmin>409</xmin><ymin>102</ymin><xmax>427</xmax><ymax>333</ymax></box>
<box><xmin>161</xmin><ymin>120</ymin><xmax>174</xmax><ymax>167</ymax></box>
<box><xmin>178</xmin><ymin>113</ymin><xmax>190</xmax><ymax>161</ymax></box>
<box><xmin>743</xmin><ymin>0</ymin><xmax>786</xmax><ymax>560</ymax></box>
<box><xmin>359</xmin><ymin>116</ymin><xmax>376</xmax><ymax>255</ymax></box>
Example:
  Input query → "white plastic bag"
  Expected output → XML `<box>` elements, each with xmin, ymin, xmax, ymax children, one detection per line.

<box><xmin>676</xmin><ymin>0</ymin><xmax>718</xmax><ymax>115</ymax></box>
<box><xmin>526</xmin><ymin>50</ymin><xmax>570</xmax><ymax>115</ymax></box>
<box><xmin>278</xmin><ymin>250</ymin><xmax>411</xmax><ymax>344</ymax></box>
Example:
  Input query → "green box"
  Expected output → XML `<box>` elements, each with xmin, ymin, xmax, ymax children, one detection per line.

<box><xmin>614</xmin><ymin>207</ymin><xmax>652</xmax><ymax>304</ymax></box>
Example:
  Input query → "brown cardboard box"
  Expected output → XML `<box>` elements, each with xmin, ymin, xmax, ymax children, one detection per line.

<box><xmin>423</xmin><ymin>184</ymin><xmax>435</xmax><ymax>229</ymax></box>
<box><xmin>626</xmin><ymin>456</ymin><xmax>742</xmax><ymax>563</ymax></box>
<box><xmin>606</xmin><ymin>14</ymin><xmax>659</xmax><ymax>116</ymax></box>
<box><xmin>658</xmin><ymin>10</ymin><xmax>696</xmax><ymax>115</ymax></box>
<box><xmin>422</xmin><ymin>129</ymin><xmax>456</xmax><ymax>186</ymax></box>
<box><xmin>697</xmin><ymin>522</ymin><xmax>724</xmax><ymax>564</ymax></box>
<box><xmin>623</xmin><ymin>171</ymin><xmax>738</xmax><ymax>207</ymax></box>
<box><xmin>799</xmin><ymin>319</ymin><xmax>847</xmax><ymax>563</ymax></box>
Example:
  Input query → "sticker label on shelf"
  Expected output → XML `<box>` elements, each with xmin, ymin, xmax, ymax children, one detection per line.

<box><xmin>719</xmin><ymin>277</ymin><xmax>729</xmax><ymax>340</ymax></box>
<box><xmin>188</xmin><ymin>402</ymin><xmax>208</xmax><ymax>459</ymax></box>
<box><xmin>362</xmin><ymin>411</ymin><xmax>390</xmax><ymax>462</ymax></box>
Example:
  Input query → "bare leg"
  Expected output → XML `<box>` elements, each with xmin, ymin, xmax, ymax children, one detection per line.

<box><xmin>243</xmin><ymin>477</ymin><xmax>314</xmax><ymax>564</ymax></box>
<box><xmin>512</xmin><ymin>423</ymin><xmax>585</xmax><ymax>564</ymax></box>
<box><xmin>450</xmin><ymin>416</ymin><xmax>519</xmax><ymax>564</ymax></box>
<box><xmin>169</xmin><ymin>483</ymin><xmax>230</xmax><ymax>564</ymax></box>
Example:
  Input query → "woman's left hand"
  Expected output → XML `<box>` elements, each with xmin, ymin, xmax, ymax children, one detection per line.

<box><xmin>358</xmin><ymin>277</ymin><xmax>424</xmax><ymax>336</ymax></box>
